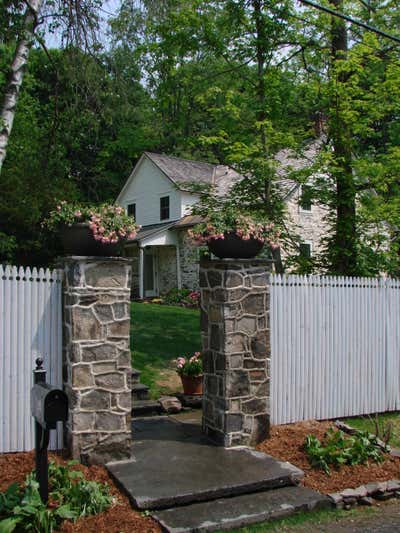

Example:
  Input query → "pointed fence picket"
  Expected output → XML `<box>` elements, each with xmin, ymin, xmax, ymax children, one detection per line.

<box><xmin>0</xmin><ymin>265</ymin><xmax>63</xmax><ymax>452</ymax></box>
<box><xmin>270</xmin><ymin>274</ymin><xmax>400</xmax><ymax>425</ymax></box>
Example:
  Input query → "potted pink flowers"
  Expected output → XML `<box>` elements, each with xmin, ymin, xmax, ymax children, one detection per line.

<box><xmin>176</xmin><ymin>352</ymin><xmax>203</xmax><ymax>396</ymax></box>
<box><xmin>44</xmin><ymin>201</ymin><xmax>140</xmax><ymax>256</ymax></box>
<box><xmin>188</xmin><ymin>198</ymin><xmax>280</xmax><ymax>259</ymax></box>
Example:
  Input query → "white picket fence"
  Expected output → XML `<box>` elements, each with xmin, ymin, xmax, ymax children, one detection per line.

<box><xmin>270</xmin><ymin>275</ymin><xmax>400</xmax><ymax>425</ymax></box>
<box><xmin>0</xmin><ymin>265</ymin><xmax>63</xmax><ymax>452</ymax></box>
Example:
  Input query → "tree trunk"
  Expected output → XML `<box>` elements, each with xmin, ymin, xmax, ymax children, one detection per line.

<box><xmin>0</xmin><ymin>0</ymin><xmax>43</xmax><ymax>173</ymax></box>
<box><xmin>329</xmin><ymin>0</ymin><xmax>358</xmax><ymax>275</ymax></box>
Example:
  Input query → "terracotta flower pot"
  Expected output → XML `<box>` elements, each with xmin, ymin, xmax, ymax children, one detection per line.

<box><xmin>180</xmin><ymin>375</ymin><xmax>203</xmax><ymax>396</ymax></box>
<box><xmin>207</xmin><ymin>232</ymin><xmax>264</xmax><ymax>259</ymax></box>
<box><xmin>60</xmin><ymin>223</ymin><xmax>124</xmax><ymax>257</ymax></box>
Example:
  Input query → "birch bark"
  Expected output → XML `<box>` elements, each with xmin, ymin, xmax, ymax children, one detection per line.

<box><xmin>0</xmin><ymin>0</ymin><xmax>43</xmax><ymax>173</ymax></box>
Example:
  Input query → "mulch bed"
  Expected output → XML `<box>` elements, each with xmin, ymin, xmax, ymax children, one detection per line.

<box><xmin>2</xmin><ymin>421</ymin><xmax>400</xmax><ymax>530</ymax></box>
<box><xmin>0</xmin><ymin>451</ymin><xmax>161</xmax><ymax>533</ymax></box>
<box><xmin>257</xmin><ymin>420</ymin><xmax>400</xmax><ymax>494</ymax></box>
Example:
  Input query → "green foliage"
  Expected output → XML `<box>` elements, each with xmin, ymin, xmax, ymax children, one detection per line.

<box><xmin>161</xmin><ymin>288</ymin><xmax>199</xmax><ymax>307</ymax></box>
<box><xmin>0</xmin><ymin>461</ymin><xmax>113</xmax><ymax>533</ymax></box>
<box><xmin>304</xmin><ymin>428</ymin><xmax>384</xmax><ymax>475</ymax></box>
<box><xmin>43</xmin><ymin>201</ymin><xmax>139</xmax><ymax>243</ymax></box>
<box><xmin>176</xmin><ymin>351</ymin><xmax>202</xmax><ymax>377</ymax></box>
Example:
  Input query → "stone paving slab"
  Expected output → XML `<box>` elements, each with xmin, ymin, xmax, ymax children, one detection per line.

<box><xmin>107</xmin><ymin>418</ymin><xmax>303</xmax><ymax>510</ymax></box>
<box><xmin>152</xmin><ymin>486</ymin><xmax>331</xmax><ymax>533</ymax></box>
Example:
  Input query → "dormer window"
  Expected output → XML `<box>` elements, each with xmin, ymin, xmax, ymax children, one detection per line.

<box><xmin>127</xmin><ymin>203</ymin><xmax>136</xmax><ymax>219</ymax></box>
<box><xmin>160</xmin><ymin>196</ymin><xmax>170</xmax><ymax>220</ymax></box>
<box><xmin>299</xmin><ymin>185</ymin><xmax>312</xmax><ymax>212</ymax></box>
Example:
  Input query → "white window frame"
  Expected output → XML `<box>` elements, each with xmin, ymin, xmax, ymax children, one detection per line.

<box><xmin>159</xmin><ymin>193</ymin><xmax>171</xmax><ymax>222</ymax></box>
<box><xmin>299</xmin><ymin>240</ymin><xmax>313</xmax><ymax>258</ymax></box>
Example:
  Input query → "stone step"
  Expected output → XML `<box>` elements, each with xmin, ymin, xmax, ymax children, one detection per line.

<box><xmin>132</xmin><ymin>399</ymin><xmax>163</xmax><ymax>417</ymax></box>
<box><xmin>131</xmin><ymin>368</ymin><xmax>141</xmax><ymax>385</ymax></box>
<box><xmin>151</xmin><ymin>485</ymin><xmax>331</xmax><ymax>533</ymax></box>
<box><xmin>107</xmin><ymin>418</ymin><xmax>304</xmax><ymax>511</ymax></box>
<box><xmin>132</xmin><ymin>383</ymin><xmax>150</xmax><ymax>401</ymax></box>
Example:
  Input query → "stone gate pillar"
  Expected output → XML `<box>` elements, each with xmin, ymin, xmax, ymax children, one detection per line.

<box><xmin>200</xmin><ymin>259</ymin><xmax>272</xmax><ymax>447</ymax></box>
<box><xmin>62</xmin><ymin>256</ymin><xmax>132</xmax><ymax>464</ymax></box>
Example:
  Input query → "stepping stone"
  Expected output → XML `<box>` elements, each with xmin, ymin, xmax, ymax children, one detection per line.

<box><xmin>107</xmin><ymin>418</ymin><xmax>303</xmax><ymax>510</ymax></box>
<box><xmin>151</xmin><ymin>485</ymin><xmax>331</xmax><ymax>533</ymax></box>
<box><xmin>132</xmin><ymin>399</ymin><xmax>162</xmax><ymax>417</ymax></box>
<box><xmin>132</xmin><ymin>382</ymin><xmax>150</xmax><ymax>401</ymax></box>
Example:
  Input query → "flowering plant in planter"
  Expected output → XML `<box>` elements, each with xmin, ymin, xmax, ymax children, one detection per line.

<box><xmin>44</xmin><ymin>201</ymin><xmax>140</xmax><ymax>244</ymax></box>
<box><xmin>188</xmin><ymin>197</ymin><xmax>280</xmax><ymax>250</ymax></box>
<box><xmin>175</xmin><ymin>351</ymin><xmax>203</xmax><ymax>377</ymax></box>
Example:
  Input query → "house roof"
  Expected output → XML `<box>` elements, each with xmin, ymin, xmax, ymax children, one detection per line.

<box><xmin>144</xmin><ymin>140</ymin><xmax>322</xmax><ymax>198</ymax></box>
<box><xmin>127</xmin><ymin>221</ymin><xmax>178</xmax><ymax>243</ymax></box>
<box><xmin>144</xmin><ymin>152</ymin><xmax>216</xmax><ymax>188</ymax></box>
<box><xmin>144</xmin><ymin>152</ymin><xmax>242</xmax><ymax>193</ymax></box>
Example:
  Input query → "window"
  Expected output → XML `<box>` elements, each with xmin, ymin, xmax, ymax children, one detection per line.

<box><xmin>299</xmin><ymin>242</ymin><xmax>312</xmax><ymax>259</ymax></box>
<box><xmin>160</xmin><ymin>196</ymin><xmax>170</xmax><ymax>220</ymax></box>
<box><xmin>299</xmin><ymin>185</ymin><xmax>312</xmax><ymax>211</ymax></box>
<box><xmin>127</xmin><ymin>203</ymin><xmax>136</xmax><ymax>219</ymax></box>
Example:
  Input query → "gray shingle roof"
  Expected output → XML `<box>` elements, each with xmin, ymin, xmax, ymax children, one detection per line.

<box><xmin>145</xmin><ymin>152</ymin><xmax>216</xmax><ymax>187</ymax></box>
<box><xmin>145</xmin><ymin>139</ymin><xmax>322</xmax><ymax>197</ymax></box>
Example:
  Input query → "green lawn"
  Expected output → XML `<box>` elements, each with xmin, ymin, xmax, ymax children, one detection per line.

<box><xmin>130</xmin><ymin>302</ymin><xmax>201</xmax><ymax>398</ymax></box>
<box><xmin>217</xmin><ymin>505</ymin><xmax>378</xmax><ymax>533</ymax></box>
<box><xmin>341</xmin><ymin>412</ymin><xmax>400</xmax><ymax>448</ymax></box>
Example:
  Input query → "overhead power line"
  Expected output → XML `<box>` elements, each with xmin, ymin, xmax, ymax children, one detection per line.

<box><xmin>298</xmin><ymin>0</ymin><xmax>400</xmax><ymax>44</ymax></box>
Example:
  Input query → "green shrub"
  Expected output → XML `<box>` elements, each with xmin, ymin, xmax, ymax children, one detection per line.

<box><xmin>304</xmin><ymin>428</ymin><xmax>384</xmax><ymax>474</ymax></box>
<box><xmin>0</xmin><ymin>460</ymin><xmax>113</xmax><ymax>533</ymax></box>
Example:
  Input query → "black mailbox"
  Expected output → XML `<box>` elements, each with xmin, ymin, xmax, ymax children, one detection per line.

<box><xmin>31</xmin><ymin>383</ymin><xmax>68</xmax><ymax>430</ymax></box>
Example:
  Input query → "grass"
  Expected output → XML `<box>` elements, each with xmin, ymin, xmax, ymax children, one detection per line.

<box><xmin>130</xmin><ymin>302</ymin><xmax>201</xmax><ymax>398</ymax></box>
<box><xmin>342</xmin><ymin>412</ymin><xmax>400</xmax><ymax>448</ymax></box>
<box><xmin>217</xmin><ymin>507</ymin><xmax>379</xmax><ymax>533</ymax></box>
<box><xmin>219</xmin><ymin>505</ymin><xmax>379</xmax><ymax>533</ymax></box>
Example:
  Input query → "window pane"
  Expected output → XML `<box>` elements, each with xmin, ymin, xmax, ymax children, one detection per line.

<box><xmin>160</xmin><ymin>196</ymin><xmax>170</xmax><ymax>220</ymax></box>
<box><xmin>299</xmin><ymin>243</ymin><xmax>311</xmax><ymax>258</ymax></box>
<box><xmin>127</xmin><ymin>203</ymin><xmax>136</xmax><ymax>219</ymax></box>
<box><xmin>300</xmin><ymin>186</ymin><xmax>312</xmax><ymax>211</ymax></box>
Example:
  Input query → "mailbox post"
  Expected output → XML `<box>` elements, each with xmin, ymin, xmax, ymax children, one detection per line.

<box><xmin>31</xmin><ymin>358</ymin><xmax>68</xmax><ymax>503</ymax></box>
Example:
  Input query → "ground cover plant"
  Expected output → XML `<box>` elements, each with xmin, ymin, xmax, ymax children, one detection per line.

<box><xmin>0</xmin><ymin>452</ymin><xmax>160</xmax><ymax>533</ymax></box>
<box><xmin>303</xmin><ymin>428</ymin><xmax>384</xmax><ymax>474</ymax></box>
<box><xmin>257</xmin><ymin>420</ymin><xmax>400</xmax><ymax>494</ymax></box>
<box><xmin>130</xmin><ymin>302</ymin><xmax>201</xmax><ymax>397</ymax></box>
<box><xmin>0</xmin><ymin>460</ymin><xmax>113</xmax><ymax>532</ymax></box>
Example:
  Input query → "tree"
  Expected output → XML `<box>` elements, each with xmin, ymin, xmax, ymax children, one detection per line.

<box><xmin>0</xmin><ymin>0</ymin><xmax>102</xmax><ymax>173</ymax></box>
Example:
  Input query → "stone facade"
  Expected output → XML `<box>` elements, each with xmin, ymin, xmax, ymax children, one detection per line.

<box><xmin>62</xmin><ymin>257</ymin><xmax>132</xmax><ymax>464</ymax></box>
<box><xmin>178</xmin><ymin>230</ymin><xmax>200</xmax><ymax>290</ymax></box>
<box><xmin>158</xmin><ymin>246</ymin><xmax>178</xmax><ymax>293</ymax></box>
<box><xmin>200</xmin><ymin>259</ymin><xmax>273</xmax><ymax>447</ymax></box>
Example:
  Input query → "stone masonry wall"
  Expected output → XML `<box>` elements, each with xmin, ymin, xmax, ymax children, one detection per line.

<box><xmin>158</xmin><ymin>246</ymin><xmax>178</xmax><ymax>294</ymax></box>
<box><xmin>62</xmin><ymin>257</ymin><xmax>132</xmax><ymax>464</ymax></box>
<box><xmin>200</xmin><ymin>259</ymin><xmax>272</xmax><ymax>447</ymax></box>
<box><xmin>178</xmin><ymin>230</ymin><xmax>200</xmax><ymax>290</ymax></box>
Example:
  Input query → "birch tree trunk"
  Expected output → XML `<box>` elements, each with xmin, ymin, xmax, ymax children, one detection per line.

<box><xmin>0</xmin><ymin>0</ymin><xmax>43</xmax><ymax>173</ymax></box>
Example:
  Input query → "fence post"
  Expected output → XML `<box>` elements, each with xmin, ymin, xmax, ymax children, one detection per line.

<box><xmin>61</xmin><ymin>256</ymin><xmax>132</xmax><ymax>464</ymax></box>
<box><xmin>199</xmin><ymin>259</ymin><xmax>273</xmax><ymax>447</ymax></box>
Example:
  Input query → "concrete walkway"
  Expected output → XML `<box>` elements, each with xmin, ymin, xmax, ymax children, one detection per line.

<box><xmin>106</xmin><ymin>414</ymin><xmax>330</xmax><ymax>532</ymax></box>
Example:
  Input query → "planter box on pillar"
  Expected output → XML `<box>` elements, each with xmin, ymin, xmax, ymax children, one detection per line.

<box><xmin>62</xmin><ymin>256</ymin><xmax>132</xmax><ymax>464</ymax></box>
<box><xmin>200</xmin><ymin>259</ymin><xmax>273</xmax><ymax>447</ymax></box>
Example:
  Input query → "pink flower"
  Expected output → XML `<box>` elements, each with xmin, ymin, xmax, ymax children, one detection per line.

<box><xmin>74</xmin><ymin>210</ymin><xmax>82</xmax><ymax>217</ymax></box>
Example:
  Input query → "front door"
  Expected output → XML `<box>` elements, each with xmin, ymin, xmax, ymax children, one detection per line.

<box><xmin>143</xmin><ymin>249</ymin><xmax>157</xmax><ymax>297</ymax></box>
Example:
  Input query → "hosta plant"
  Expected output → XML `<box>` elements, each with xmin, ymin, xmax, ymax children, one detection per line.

<box><xmin>304</xmin><ymin>428</ymin><xmax>385</xmax><ymax>475</ymax></box>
